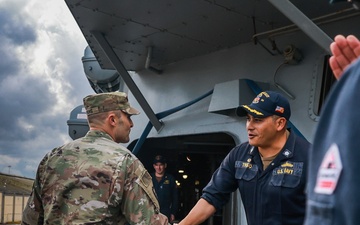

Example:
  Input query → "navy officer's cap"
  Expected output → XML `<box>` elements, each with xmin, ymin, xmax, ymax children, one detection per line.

<box><xmin>236</xmin><ymin>91</ymin><xmax>291</xmax><ymax>120</ymax></box>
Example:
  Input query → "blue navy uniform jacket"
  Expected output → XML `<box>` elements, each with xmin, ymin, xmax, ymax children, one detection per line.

<box><xmin>202</xmin><ymin>131</ymin><xmax>310</xmax><ymax>225</ymax></box>
<box><xmin>151</xmin><ymin>173</ymin><xmax>179</xmax><ymax>219</ymax></box>
<box><xmin>304</xmin><ymin>58</ymin><xmax>360</xmax><ymax>225</ymax></box>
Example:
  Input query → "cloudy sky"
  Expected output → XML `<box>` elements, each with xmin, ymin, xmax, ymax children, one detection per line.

<box><xmin>0</xmin><ymin>0</ymin><xmax>94</xmax><ymax>178</ymax></box>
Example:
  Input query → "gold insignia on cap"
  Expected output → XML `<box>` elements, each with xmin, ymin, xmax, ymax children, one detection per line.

<box><xmin>242</xmin><ymin>105</ymin><xmax>264</xmax><ymax>116</ymax></box>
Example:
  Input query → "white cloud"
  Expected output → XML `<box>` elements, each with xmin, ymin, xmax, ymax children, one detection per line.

<box><xmin>0</xmin><ymin>0</ymin><xmax>93</xmax><ymax>178</ymax></box>
<box><xmin>0</xmin><ymin>155</ymin><xmax>20</xmax><ymax>168</ymax></box>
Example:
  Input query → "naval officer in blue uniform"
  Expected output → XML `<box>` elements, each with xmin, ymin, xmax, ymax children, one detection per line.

<box><xmin>176</xmin><ymin>91</ymin><xmax>311</xmax><ymax>225</ymax></box>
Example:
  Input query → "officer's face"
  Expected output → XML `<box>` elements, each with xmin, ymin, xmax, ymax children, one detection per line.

<box><xmin>245</xmin><ymin>114</ymin><xmax>279</xmax><ymax>148</ymax></box>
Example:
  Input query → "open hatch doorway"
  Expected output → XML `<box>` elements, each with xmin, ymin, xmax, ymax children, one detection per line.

<box><xmin>128</xmin><ymin>132</ymin><xmax>236</xmax><ymax>224</ymax></box>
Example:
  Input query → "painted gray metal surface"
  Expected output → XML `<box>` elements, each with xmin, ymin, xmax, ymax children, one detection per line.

<box><xmin>65</xmin><ymin>0</ymin><xmax>352</xmax><ymax>71</ymax></box>
<box><xmin>268</xmin><ymin>0</ymin><xmax>333</xmax><ymax>54</ymax></box>
<box><xmin>91</xmin><ymin>31</ymin><xmax>163</xmax><ymax>131</ymax></box>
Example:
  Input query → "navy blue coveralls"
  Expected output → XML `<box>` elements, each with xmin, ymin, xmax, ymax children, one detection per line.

<box><xmin>151</xmin><ymin>173</ymin><xmax>179</xmax><ymax>220</ymax></box>
<box><xmin>304</xmin><ymin>58</ymin><xmax>360</xmax><ymax>225</ymax></box>
<box><xmin>201</xmin><ymin>131</ymin><xmax>310</xmax><ymax>225</ymax></box>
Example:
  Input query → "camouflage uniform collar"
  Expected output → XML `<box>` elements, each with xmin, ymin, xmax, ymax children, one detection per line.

<box><xmin>85</xmin><ymin>130</ymin><xmax>114</xmax><ymax>141</ymax></box>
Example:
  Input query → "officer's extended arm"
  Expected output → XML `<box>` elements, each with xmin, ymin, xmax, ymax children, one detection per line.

<box><xmin>176</xmin><ymin>198</ymin><xmax>216</xmax><ymax>225</ymax></box>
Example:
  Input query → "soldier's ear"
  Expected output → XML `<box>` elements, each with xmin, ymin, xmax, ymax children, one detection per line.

<box><xmin>108</xmin><ymin>113</ymin><xmax>117</xmax><ymax>126</ymax></box>
<box><xmin>165</xmin><ymin>163</ymin><xmax>167</xmax><ymax>168</ymax></box>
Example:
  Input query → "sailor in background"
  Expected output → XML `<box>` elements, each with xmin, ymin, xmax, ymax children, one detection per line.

<box><xmin>152</xmin><ymin>155</ymin><xmax>179</xmax><ymax>223</ymax></box>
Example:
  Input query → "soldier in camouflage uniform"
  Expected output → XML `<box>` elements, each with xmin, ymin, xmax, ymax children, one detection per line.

<box><xmin>21</xmin><ymin>92</ymin><xmax>169</xmax><ymax>225</ymax></box>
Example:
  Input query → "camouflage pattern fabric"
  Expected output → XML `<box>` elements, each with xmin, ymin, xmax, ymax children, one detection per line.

<box><xmin>83</xmin><ymin>92</ymin><xmax>139</xmax><ymax>116</ymax></box>
<box><xmin>21</xmin><ymin>130</ymin><xmax>169</xmax><ymax>225</ymax></box>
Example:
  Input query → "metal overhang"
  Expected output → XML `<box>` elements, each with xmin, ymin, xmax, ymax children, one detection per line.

<box><xmin>64</xmin><ymin>0</ymin><xmax>357</xmax><ymax>131</ymax></box>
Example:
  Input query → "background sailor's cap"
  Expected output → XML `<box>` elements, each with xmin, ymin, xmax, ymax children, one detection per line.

<box><xmin>153</xmin><ymin>155</ymin><xmax>166</xmax><ymax>164</ymax></box>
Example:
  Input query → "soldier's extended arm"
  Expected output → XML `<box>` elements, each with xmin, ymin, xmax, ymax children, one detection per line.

<box><xmin>120</xmin><ymin>155</ymin><xmax>169</xmax><ymax>225</ymax></box>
